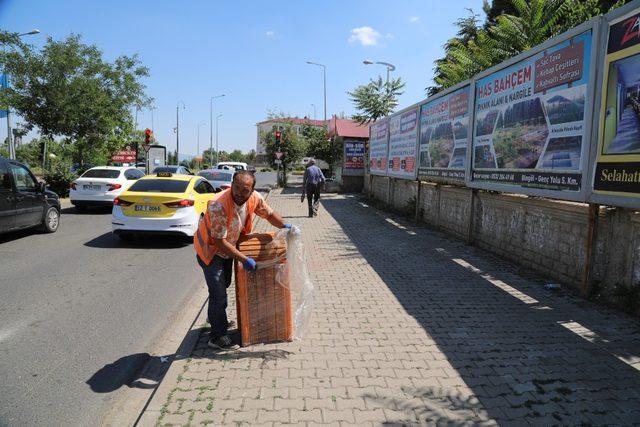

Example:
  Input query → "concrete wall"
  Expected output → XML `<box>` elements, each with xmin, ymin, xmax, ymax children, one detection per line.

<box><xmin>472</xmin><ymin>193</ymin><xmax>590</xmax><ymax>286</ymax></box>
<box><xmin>366</xmin><ymin>177</ymin><xmax>640</xmax><ymax>313</ymax></box>
<box><xmin>391</xmin><ymin>179</ymin><xmax>418</xmax><ymax>216</ymax></box>
<box><xmin>371</xmin><ymin>175</ymin><xmax>390</xmax><ymax>204</ymax></box>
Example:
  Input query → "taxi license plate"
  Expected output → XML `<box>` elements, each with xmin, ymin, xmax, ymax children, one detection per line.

<box><xmin>134</xmin><ymin>205</ymin><xmax>161</xmax><ymax>212</ymax></box>
<box><xmin>83</xmin><ymin>185</ymin><xmax>101</xmax><ymax>190</ymax></box>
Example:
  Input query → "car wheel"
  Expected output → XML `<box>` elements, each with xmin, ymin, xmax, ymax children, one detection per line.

<box><xmin>42</xmin><ymin>207</ymin><xmax>60</xmax><ymax>233</ymax></box>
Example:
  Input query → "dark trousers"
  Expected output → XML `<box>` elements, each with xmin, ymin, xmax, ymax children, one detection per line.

<box><xmin>197</xmin><ymin>255</ymin><xmax>233</xmax><ymax>339</ymax></box>
<box><xmin>305</xmin><ymin>183</ymin><xmax>321</xmax><ymax>216</ymax></box>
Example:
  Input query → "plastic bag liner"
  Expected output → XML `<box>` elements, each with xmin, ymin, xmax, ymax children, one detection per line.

<box><xmin>235</xmin><ymin>226</ymin><xmax>313</xmax><ymax>346</ymax></box>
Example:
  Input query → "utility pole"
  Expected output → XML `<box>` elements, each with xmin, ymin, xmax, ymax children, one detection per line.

<box><xmin>209</xmin><ymin>94</ymin><xmax>225</xmax><ymax>166</ymax></box>
<box><xmin>176</xmin><ymin>101</ymin><xmax>185</xmax><ymax>164</ymax></box>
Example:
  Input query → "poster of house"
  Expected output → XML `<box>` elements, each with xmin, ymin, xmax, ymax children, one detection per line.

<box><xmin>418</xmin><ymin>85</ymin><xmax>470</xmax><ymax>183</ymax></box>
<box><xmin>387</xmin><ymin>107</ymin><xmax>419</xmax><ymax>180</ymax></box>
<box><xmin>369</xmin><ymin>120</ymin><xmax>388</xmax><ymax>176</ymax></box>
<box><xmin>471</xmin><ymin>30</ymin><xmax>592</xmax><ymax>193</ymax></box>
<box><xmin>592</xmin><ymin>6</ymin><xmax>640</xmax><ymax>206</ymax></box>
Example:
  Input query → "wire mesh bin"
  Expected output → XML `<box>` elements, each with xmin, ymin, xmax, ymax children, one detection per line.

<box><xmin>235</xmin><ymin>232</ymin><xmax>293</xmax><ymax>346</ymax></box>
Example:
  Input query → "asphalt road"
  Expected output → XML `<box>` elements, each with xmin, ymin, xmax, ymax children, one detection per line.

<box><xmin>0</xmin><ymin>205</ymin><xmax>205</xmax><ymax>426</ymax></box>
<box><xmin>0</xmin><ymin>172</ymin><xmax>278</xmax><ymax>426</ymax></box>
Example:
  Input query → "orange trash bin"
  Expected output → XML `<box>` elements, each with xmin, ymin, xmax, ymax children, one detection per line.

<box><xmin>235</xmin><ymin>232</ymin><xmax>293</xmax><ymax>346</ymax></box>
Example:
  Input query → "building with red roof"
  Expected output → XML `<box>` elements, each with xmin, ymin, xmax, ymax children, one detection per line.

<box><xmin>327</xmin><ymin>116</ymin><xmax>370</xmax><ymax>192</ymax></box>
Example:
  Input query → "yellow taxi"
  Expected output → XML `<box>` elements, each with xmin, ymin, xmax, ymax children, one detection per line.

<box><xmin>111</xmin><ymin>171</ymin><xmax>218</xmax><ymax>240</ymax></box>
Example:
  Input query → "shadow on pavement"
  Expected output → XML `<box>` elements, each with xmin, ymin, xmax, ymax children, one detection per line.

<box><xmin>321</xmin><ymin>195</ymin><xmax>640</xmax><ymax>424</ymax></box>
<box><xmin>89</xmin><ymin>328</ymin><xmax>291</xmax><ymax>395</ymax></box>
<box><xmin>84</xmin><ymin>232</ymin><xmax>190</xmax><ymax>249</ymax></box>
<box><xmin>0</xmin><ymin>228</ymin><xmax>43</xmax><ymax>244</ymax></box>
<box><xmin>61</xmin><ymin>206</ymin><xmax>113</xmax><ymax>215</ymax></box>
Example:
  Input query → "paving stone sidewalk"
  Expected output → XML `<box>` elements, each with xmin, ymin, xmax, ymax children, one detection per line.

<box><xmin>141</xmin><ymin>187</ymin><xmax>640</xmax><ymax>426</ymax></box>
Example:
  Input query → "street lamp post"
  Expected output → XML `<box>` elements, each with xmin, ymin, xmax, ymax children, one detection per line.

<box><xmin>175</xmin><ymin>101</ymin><xmax>185</xmax><ymax>163</ymax></box>
<box><xmin>150</xmin><ymin>106</ymin><xmax>156</xmax><ymax>135</ymax></box>
<box><xmin>311</xmin><ymin>103</ymin><xmax>316</xmax><ymax>120</ymax></box>
<box><xmin>362</xmin><ymin>59</ymin><xmax>396</xmax><ymax>86</ymax></box>
<box><xmin>196</xmin><ymin>122</ymin><xmax>206</xmax><ymax>159</ymax></box>
<box><xmin>5</xmin><ymin>29</ymin><xmax>39</xmax><ymax>161</ymax></box>
<box><xmin>209</xmin><ymin>94</ymin><xmax>225</xmax><ymax>166</ymax></box>
<box><xmin>306</xmin><ymin>61</ymin><xmax>326</xmax><ymax>122</ymax></box>
<box><xmin>215</xmin><ymin>114</ymin><xmax>222</xmax><ymax>164</ymax></box>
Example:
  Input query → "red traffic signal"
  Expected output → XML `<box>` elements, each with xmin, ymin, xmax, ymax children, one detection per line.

<box><xmin>275</xmin><ymin>131</ymin><xmax>282</xmax><ymax>142</ymax></box>
<box><xmin>144</xmin><ymin>128</ymin><xmax>153</xmax><ymax>144</ymax></box>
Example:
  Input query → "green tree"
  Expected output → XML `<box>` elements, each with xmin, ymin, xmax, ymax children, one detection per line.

<box><xmin>262</xmin><ymin>123</ymin><xmax>307</xmax><ymax>186</ymax></box>
<box><xmin>228</xmin><ymin>149</ymin><xmax>245</xmax><ymax>162</ymax></box>
<box><xmin>245</xmin><ymin>149</ymin><xmax>257</xmax><ymax>164</ymax></box>
<box><xmin>302</xmin><ymin>124</ymin><xmax>338</xmax><ymax>174</ymax></box>
<box><xmin>0</xmin><ymin>33</ymin><xmax>150</xmax><ymax>168</ymax></box>
<box><xmin>349</xmin><ymin>77</ymin><xmax>405</xmax><ymax>125</ymax></box>
<box><xmin>428</xmin><ymin>0</ymin><xmax>630</xmax><ymax>95</ymax></box>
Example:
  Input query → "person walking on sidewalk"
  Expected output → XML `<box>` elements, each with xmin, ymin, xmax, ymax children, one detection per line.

<box><xmin>194</xmin><ymin>171</ymin><xmax>291</xmax><ymax>350</ymax></box>
<box><xmin>302</xmin><ymin>159</ymin><xmax>325</xmax><ymax>218</ymax></box>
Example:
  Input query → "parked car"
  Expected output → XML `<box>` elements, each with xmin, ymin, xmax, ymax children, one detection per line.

<box><xmin>215</xmin><ymin>162</ymin><xmax>248</xmax><ymax>172</ymax></box>
<box><xmin>152</xmin><ymin>165</ymin><xmax>194</xmax><ymax>175</ymax></box>
<box><xmin>111</xmin><ymin>171</ymin><xmax>217</xmax><ymax>240</ymax></box>
<box><xmin>70</xmin><ymin>166</ymin><xmax>144</xmax><ymax>211</ymax></box>
<box><xmin>0</xmin><ymin>156</ymin><xmax>61</xmax><ymax>235</ymax></box>
<box><xmin>198</xmin><ymin>169</ymin><xmax>234</xmax><ymax>192</ymax></box>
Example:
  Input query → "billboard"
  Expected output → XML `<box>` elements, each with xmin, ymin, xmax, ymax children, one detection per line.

<box><xmin>470</xmin><ymin>24</ymin><xmax>597</xmax><ymax>200</ymax></box>
<box><xmin>418</xmin><ymin>83</ymin><xmax>470</xmax><ymax>183</ymax></box>
<box><xmin>387</xmin><ymin>107</ymin><xmax>419</xmax><ymax>179</ymax></box>
<box><xmin>591</xmin><ymin>5</ymin><xmax>640</xmax><ymax>207</ymax></box>
<box><xmin>369</xmin><ymin>120</ymin><xmax>388</xmax><ymax>176</ymax></box>
<box><xmin>111</xmin><ymin>146</ymin><xmax>137</xmax><ymax>163</ymax></box>
<box><xmin>343</xmin><ymin>139</ymin><xmax>365</xmax><ymax>176</ymax></box>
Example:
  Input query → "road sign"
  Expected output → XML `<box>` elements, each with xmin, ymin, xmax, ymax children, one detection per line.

<box><xmin>142</xmin><ymin>144</ymin><xmax>151</xmax><ymax>152</ymax></box>
<box><xmin>275</xmin><ymin>152</ymin><xmax>284</xmax><ymax>160</ymax></box>
<box><xmin>274</xmin><ymin>159</ymin><xmax>282</xmax><ymax>165</ymax></box>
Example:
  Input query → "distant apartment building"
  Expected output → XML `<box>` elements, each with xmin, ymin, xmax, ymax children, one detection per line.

<box><xmin>255</xmin><ymin>117</ymin><xmax>327</xmax><ymax>165</ymax></box>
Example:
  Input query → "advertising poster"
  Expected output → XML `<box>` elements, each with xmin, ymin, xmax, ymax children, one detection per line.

<box><xmin>472</xmin><ymin>30</ymin><xmax>592</xmax><ymax>193</ymax></box>
<box><xmin>369</xmin><ymin>120</ymin><xmax>388</xmax><ymax>176</ymax></box>
<box><xmin>418</xmin><ymin>85</ymin><xmax>470</xmax><ymax>182</ymax></box>
<box><xmin>111</xmin><ymin>146</ymin><xmax>137</xmax><ymax>163</ymax></box>
<box><xmin>343</xmin><ymin>139</ymin><xmax>365</xmax><ymax>176</ymax></box>
<box><xmin>387</xmin><ymin>107</ymin><xmax>419</xmax><ymax>179</ymax></box>
<box><xmin>592</xmin><ymin>8</ymin><xmax>640</xmax><ymax>205</ymax></box>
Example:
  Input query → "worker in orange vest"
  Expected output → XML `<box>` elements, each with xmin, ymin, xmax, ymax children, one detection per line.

<box><xmin>194</xmin><ymin>171</ymin><xmax>291</xmax><ymax>350</ymax></box>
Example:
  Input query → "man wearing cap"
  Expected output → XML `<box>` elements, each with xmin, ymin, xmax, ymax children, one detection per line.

<box><xmin>194</xmin><ymin>171</ymin><xmax>291</xmax><ymax>350</ymax></box>
<box><xmin>302</xmin><ymin>159</ymin><xmax>325</xmax><ymax>218</ymax></box>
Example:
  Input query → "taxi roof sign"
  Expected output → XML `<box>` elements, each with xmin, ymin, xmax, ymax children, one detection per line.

<box><xmin>156</xmin><ymin>171</ymin><xmax>173</xmax><ymax>178</ymax></box>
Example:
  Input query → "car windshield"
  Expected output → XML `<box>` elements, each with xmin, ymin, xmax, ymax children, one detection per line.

<box><xmin>199</xmin><ymin>171</ymin><xmax>233</xmax><ymax>182</ymax></box>
<box><xmin>81</xmin><ymin>169</ymin><xmax>120</xmax><ymax>179</ymax></box>
<box><xmin>127</xmin><ymin>179</ymin><xmax>189</xmax><ymax>193</ymax></box>
<box><xmin>153</xmin><ymin>166</ymin><xmax>177</xmax><ymax>173</ymax></box>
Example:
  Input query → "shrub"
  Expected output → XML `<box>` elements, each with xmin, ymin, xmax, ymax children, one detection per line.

<box><xmin>44</xmin><ymin>163</ymin><xmax>77</xmax><ymax>197</ymax></box>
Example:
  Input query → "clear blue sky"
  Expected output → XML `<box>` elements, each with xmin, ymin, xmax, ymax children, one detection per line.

<box><xmin>1</xmin><ymin>0</ymin><xmax>484</xmax><ymax>157</ymax></box>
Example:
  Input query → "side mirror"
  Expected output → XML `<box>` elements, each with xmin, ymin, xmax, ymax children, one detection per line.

<box><xmin>39</xmin><ymin>182</ymin><xmax>46</xmax><ymax>193</ymax></box>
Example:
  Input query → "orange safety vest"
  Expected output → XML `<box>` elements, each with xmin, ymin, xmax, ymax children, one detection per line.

<box><xmin>194</xmin><ymin>189</ymin><xmax>261</xmax><ymax>265</ymax></box>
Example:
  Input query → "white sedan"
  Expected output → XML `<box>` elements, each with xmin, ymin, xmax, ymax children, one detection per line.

<box><xmin>70</xmin><ymin>166</ymin><xmax>145</xmax><ymax>211</ymax></box>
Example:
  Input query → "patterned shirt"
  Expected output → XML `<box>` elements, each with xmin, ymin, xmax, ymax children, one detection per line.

<box><xmin>208</xmin><ymin>191</ymin><xmax>273</xmax><ymax>257</ymax></box>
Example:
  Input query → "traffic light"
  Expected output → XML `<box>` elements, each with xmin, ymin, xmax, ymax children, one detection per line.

<box><xmin>275</xmin><ymin>131</ymin><xmax>281</xmax><ymax>145</ymax></box>
<box><xmin>144</xmin><ymin>128</ymin><xmax>152</xmax><ymax>144</ymax></box>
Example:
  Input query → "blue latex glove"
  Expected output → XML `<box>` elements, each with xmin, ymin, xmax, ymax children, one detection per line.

<box><xmin>283</xmin><ymin>224</ymin><xmax>292</xmax><ymax>229</ymax></box>
<box><xmin>243</xmin><ymin>257</ymin><xmax>257</xmax><ymax>271</ymax></box>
